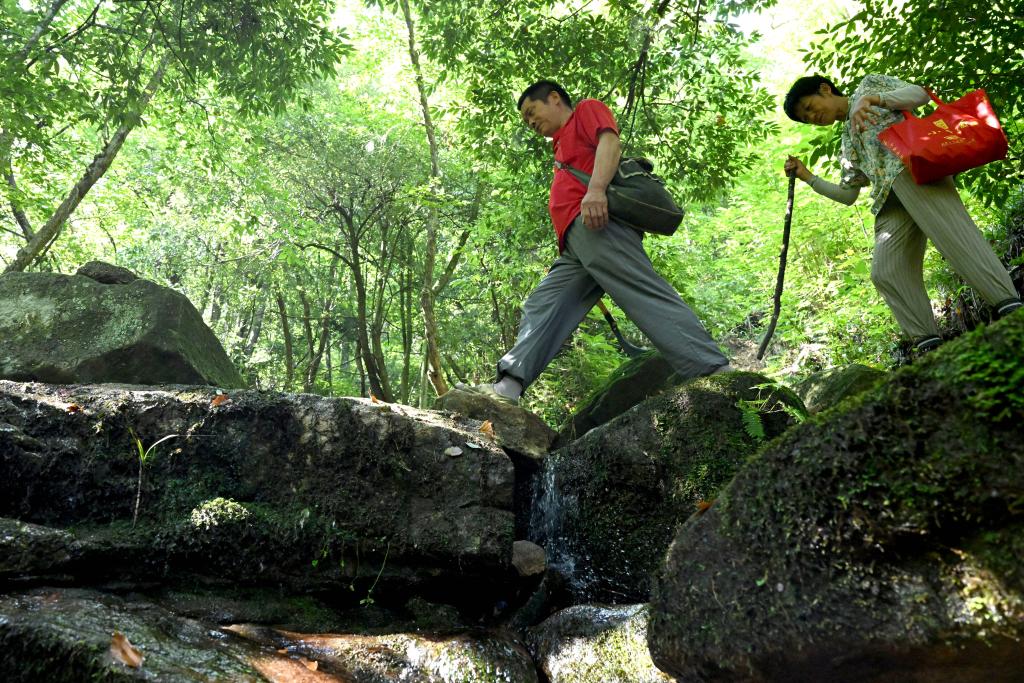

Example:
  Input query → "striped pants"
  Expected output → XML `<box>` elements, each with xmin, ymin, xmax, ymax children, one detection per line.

<box><xmin>871</xmin><ymin>171</ymin><xmax>1018</xmax><ymax>339</ymax></box>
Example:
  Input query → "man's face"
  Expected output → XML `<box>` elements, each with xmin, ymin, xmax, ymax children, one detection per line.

<box><xmin>795</xmin><ymin>83</ymin><xmax>843</xmax><ymax>126</ymax></box>
<box><xmin>520</xmin><ymin>91</ymin><xmax>564</xmax><ymax>138</ymax></box>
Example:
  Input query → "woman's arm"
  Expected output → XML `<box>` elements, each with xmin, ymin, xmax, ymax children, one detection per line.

<box><xmin>785</xmin><ymin>155</ymin><xmax>861</xmax><ymax>206</ymax></box>
<box><xmin>807</xmin><ymin>175</ymin><xmax>860</xmax><ymax>205</ymax></box>
<box><xmin>876</xmin><ymin>84</ymin><xmax>930</xmax><ymax>110</ymax></box>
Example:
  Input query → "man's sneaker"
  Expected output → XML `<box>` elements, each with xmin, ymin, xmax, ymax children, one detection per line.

<box><xmin>995</xmin><ymin>298</ymin><xmax>1023</xmax><ymax>318</ymax></box>
<box><xmin>455</xmin><ymin>382</ymin><xmax>520</xmax><ymax>407</ymax></box>
<box><xmin>913</xmin><ymin>335</ymin><xmax>943</xmax><ymax>355</ymax></box>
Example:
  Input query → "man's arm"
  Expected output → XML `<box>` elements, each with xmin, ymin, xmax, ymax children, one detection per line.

<box><xmin>580</xmin><ymin>130</ymin><xmax>621</xmax><ymax>230</ymax></box>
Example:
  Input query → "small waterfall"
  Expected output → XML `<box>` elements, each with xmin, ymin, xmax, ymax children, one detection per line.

<box><xmin>527</xmin><ymin>451</ymin><xmax>597</xmax><ymax>600</ymax></box>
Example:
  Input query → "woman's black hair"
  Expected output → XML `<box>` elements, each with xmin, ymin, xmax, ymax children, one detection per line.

<box><xmin>517</xmin><ymin>80</ymin><xmax>573</xmax><ymax>111</ymax></box>
<box><xmin>783</xmin><ymin>76</ymin><xmax>843</xmax><ymax>122</ymax></box>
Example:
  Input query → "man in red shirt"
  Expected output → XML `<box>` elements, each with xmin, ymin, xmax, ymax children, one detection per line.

<box><xmin>474</xmin><ymin>80</ymin><xmax>731</xmax><ymax>405</ymax></box>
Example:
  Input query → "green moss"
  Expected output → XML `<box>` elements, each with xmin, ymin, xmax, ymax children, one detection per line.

<box><xmin>188</xmin><ymin>497</ymin><xmax>251</xmax><ymax>529</ymax></box>
<box><xmin>649</xmin><ymin>315</ymin><xmax>1024</xmax><ymax>679</ymax></box>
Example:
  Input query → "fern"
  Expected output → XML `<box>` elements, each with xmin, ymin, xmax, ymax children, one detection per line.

<box><xmin>737</xmin><ymin>400</ymin><xmax>766</xmax><ymax>441</ymax></box>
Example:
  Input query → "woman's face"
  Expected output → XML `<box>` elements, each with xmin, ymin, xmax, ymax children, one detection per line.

<box><xmin>795</xmin><ymin>84</ymin><xmax>846</xmax><ymax>126</ymax></box>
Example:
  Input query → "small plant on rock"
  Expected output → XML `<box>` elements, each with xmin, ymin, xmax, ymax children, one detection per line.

<box><xmin>129</xmin><ymin>428</ymin><xmax>178</xmax><ymax>527</ymax></box>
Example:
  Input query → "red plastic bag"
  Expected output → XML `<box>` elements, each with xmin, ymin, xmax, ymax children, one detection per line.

<box><xmin>877</xmin><ymin>89</ymin><xmax>1008</xmax><ymax>184</ymax></box>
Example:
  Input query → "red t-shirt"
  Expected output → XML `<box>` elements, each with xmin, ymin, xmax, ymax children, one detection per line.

<box><xmin>549</xmin><ymin>99</ymin><xmax>620</xmax><ymax>252</ymax></box>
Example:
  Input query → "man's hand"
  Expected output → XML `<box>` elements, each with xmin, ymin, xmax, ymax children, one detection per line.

<box><xmin>581</xmin><ymin>187</ymin><xmax>609</xmax><ymax>230</ymax></box>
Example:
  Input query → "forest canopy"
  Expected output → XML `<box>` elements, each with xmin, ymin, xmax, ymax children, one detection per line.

<box><xmin>2</xmin><ymin>0</ymin><xmax>1021</xmax><ymax>423</ymax></box>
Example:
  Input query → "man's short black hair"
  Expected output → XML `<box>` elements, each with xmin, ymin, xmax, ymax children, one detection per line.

<box><xmin>517</xmin><ymin>80</ymin><xmax>573</xmax><ymax>111</ymax></box>
<box><xmin>783</xmin><ymin>75</ymin><xmax>844</xmax><ymax>122</ymax></box>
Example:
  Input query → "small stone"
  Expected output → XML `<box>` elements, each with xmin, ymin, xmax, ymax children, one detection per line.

<box><xmin>444</xmin><ymin>446</ymin><xmax>463</xmax><ymax>457</ymax></box>
<box><xmin>75</xmin><ymin>260</ymin><xmax>138</xmax><ymax>284</ymax></box>
<box><xmin>512</xmin><ymin>540</ymin><xmax>546</xmax><ymax>576</ymax></box>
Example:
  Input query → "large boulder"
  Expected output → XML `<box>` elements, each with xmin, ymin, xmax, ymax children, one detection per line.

<box><xmin>0</xmin><ymin>382</ymin><xmax>515</xmax><ymax>598</ymax></box>
<box><xmin>555</xmin><ymin>351</ymin><xmax>683</xmax><ymax>447</ymax></box>
<box><xmin>533</xmin><ymin>372</ymin><xmax>804</xmax><ymax>602</ymax></box>
<box><xmin>793</xmin><ymin>363</ymin><xmax>885</xmax><ymax>414</ymax></box>
<box><xmin>649</xmin><ymin>314</ymin><xmax>1024</xmax><ymax>681</ymax></box>
<box><xmin>0</xmin><ymin>269</ymin><xmax>244</xmax><ymax>388</ymax></box>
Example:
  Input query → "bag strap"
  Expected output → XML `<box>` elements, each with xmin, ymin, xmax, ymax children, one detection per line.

<box><xmin>554</xmin><ymin>159</ymin><xmax>591</xmax><ymax>189</ymax></box>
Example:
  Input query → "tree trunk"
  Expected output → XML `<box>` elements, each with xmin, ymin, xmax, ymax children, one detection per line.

<box><xmin>399</xmin><ymin>0</ymin><xmax>448</xmax><ymax>397</ymax></box>
<box><xmin>4</xmin><ymin>52</ymin><xmax>171</xmax><ymax>273</ymax></box>
<box><xmin>398</xmin><ymin>245</ymin><xmax>414</xmax><ymax>405</ymax></box>
<box><xmin>0</xmin><ymin>0</ymin><xmax>69</xmax><ymax>244</ymax></box>
<box><xmin>305</xmin><ymin>256</ymin><xmax>340</xmax><ymax>392</ymax></box>
<box><xmin>349</xmin><ymin>234</ymin><xmax>393</xmax><ymax>402</ymax></box>
<box><xmin>243</xmin><ymin>293</ymin><xmax>268</xmax><ymax>360</ymax></box>
<box><xmin>300</xmin><ymin>290</ymin><xmax>315</xmax><ymax>368</ymax></box>
<box><xmin>275</xmin><ymin>289</ymin><xmax>294</xmax><ymax>391</ymax></box>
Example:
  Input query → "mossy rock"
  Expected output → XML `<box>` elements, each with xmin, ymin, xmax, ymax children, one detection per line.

<box><xmin>649</xmin><ymin>314</ymin><xmax>1024</xmax><ymax>681</ymax></box>
<box><xmin>0</xmin><ymin>271</ymin><xmax>244</xmax><ymax>388</ymax></box>
<box><xmin>226</xmin><ymin>622</ymin><xmax>539</xmax><ymax>682</ymax></box>
<box><xmin>0</xmin><ymin>383</ymin><xmax>515</xmax><ymax>599</ymax></box>
<box><xmin>793</xmin><ymin>363</ymin><xmax>886</xmax><ymax>414</ymax></box>
<box><xmin>555</xmin><ymin>351</ymin><xmax>682</xmax><ymax>447</ymax></box>
<box><xmin>528</xmin><ymin>604</ymin><xmax>672</xmax><ymax>683</ymax></box>
<box><xmin>534</xmin><ymin>372</ymin><xmax>805</xmax><ymax>602</ymax></box>
<box><xmin>0</xmin><ymin>587</ymin><xmax>292</xmax><ymax>681</ymax></box>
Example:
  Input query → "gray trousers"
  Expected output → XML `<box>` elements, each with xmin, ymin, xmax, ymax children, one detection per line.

<box><xmin>497</xmin><ymin>217</ymin><xmax>727</xmax><ymax>389</ymax></box>
<box><xmin>872</xmin><ymin>171</ymin><xmax>1018</xmax><ymax>339</ymax></box>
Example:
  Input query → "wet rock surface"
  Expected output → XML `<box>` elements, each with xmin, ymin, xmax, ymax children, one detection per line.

<box><xmin>5</xmin><ymin>317</ymin><xmax>1024</xmax><ymax>681</ymax></box>
<box><xmin>0</xmin><ymin>270</ymin><xmax>244</xmax><ymax>387</ymax></box>
<box><xmin>528</xmin><ymin>604</ymin><xmax>671</xmax><ymax>683</ymax></box>
<box><xmin>227</xmin><ymin>623</ymin><xmax>539</xmax><ymax>683</ymax></box>
<box><xmin>648</xmin><ymin>315</ymin><xmax>1024</xmax><ymax>681</ymax></box>
<box><xmin>533</xmin><ymin>372</ymin><xmax>804</xmax><ymax>602</ymax></box>
<box><xmin>434</xmin><ymin>386</ymin><xmax>555</xmax><ymax>462</ymax></box>
<box><xmin>0</xmin><ymin>587</ymin><xmax>290</xmax><ymax>682</ymax></box>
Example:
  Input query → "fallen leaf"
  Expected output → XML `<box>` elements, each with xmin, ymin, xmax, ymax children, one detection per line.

<box><xmin>696</xmin><ymin>499</ymin><xmax>714</xmax><ymax>514</ymax></box>
<box><xmin>66</xmin><ymin>404</ymin><xmax>81</xmax><ymax>413</ymax></box>
<box><xmin>465</xmin><ymin>441</ymin><xmax>482</xmax><ymax>450</ymax></box>
<box><xmin>479</xmin><ymin>420</ymin><xmax>495</xmax><ymax>438</ymax></box>
<box><xmin>109</xmin><ymin>632</ymin><xmax>143</xmax><ymax>668</ymax></box>
<box><xmin>211</xmin><ymin>394</ymin><xmax>230</xmax><ymax>407</ymax></box>
<box><xmin>370</xmin><ymin>394</ymin><xmax>380</xmax><ymax>404</ymax></box>
<box><xmin>301</xmin><ymin>657</ymin><xmax>319</xmax><ymax>671</ymax></box>
<box><xmin>444</xmin><ymin>446</ymin><xmax>463</xmax><ymax>457</ymax></box>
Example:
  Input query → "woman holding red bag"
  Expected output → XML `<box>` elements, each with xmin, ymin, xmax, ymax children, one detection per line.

<box><xmin>783</xmin><ymin>73</ymin><xmax>1021</xmax><ymax>355</ymax></box>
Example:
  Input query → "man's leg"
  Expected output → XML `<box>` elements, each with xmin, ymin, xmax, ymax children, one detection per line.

<box><xmin>892</xmin><ymin>172</ymin><xmax>1020</xmax><ymax>311</ymax></box>
<box><xmin>870</xmin><ymin>196</ymin><xmax>942</xmax><ymax>341</ymax></box>
<box><xmin>566</xmin><ymin>217</ymin><xmax>728</xmax><ymax>378</ymax></box>
<box><xmin>495</xmin><ymin>249</ymin><xmax>604</xmax><ymax>392</ymax></box>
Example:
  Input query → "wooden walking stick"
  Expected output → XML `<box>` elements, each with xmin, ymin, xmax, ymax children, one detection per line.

<box><xmin>596</xmin><ymin>298</ymin><xmax>648</xmax><ymax>358</ymax></box>
<box><xmin>757</xmin><ymin>170</ymin><xmax>796</xmax><ymax>360</ymax></box>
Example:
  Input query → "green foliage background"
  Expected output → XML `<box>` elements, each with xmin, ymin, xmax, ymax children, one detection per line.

<box><xmin>1</xmin><ymin>0</ymin><xmax>1022</xmax><ymax>426</ymax></box>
